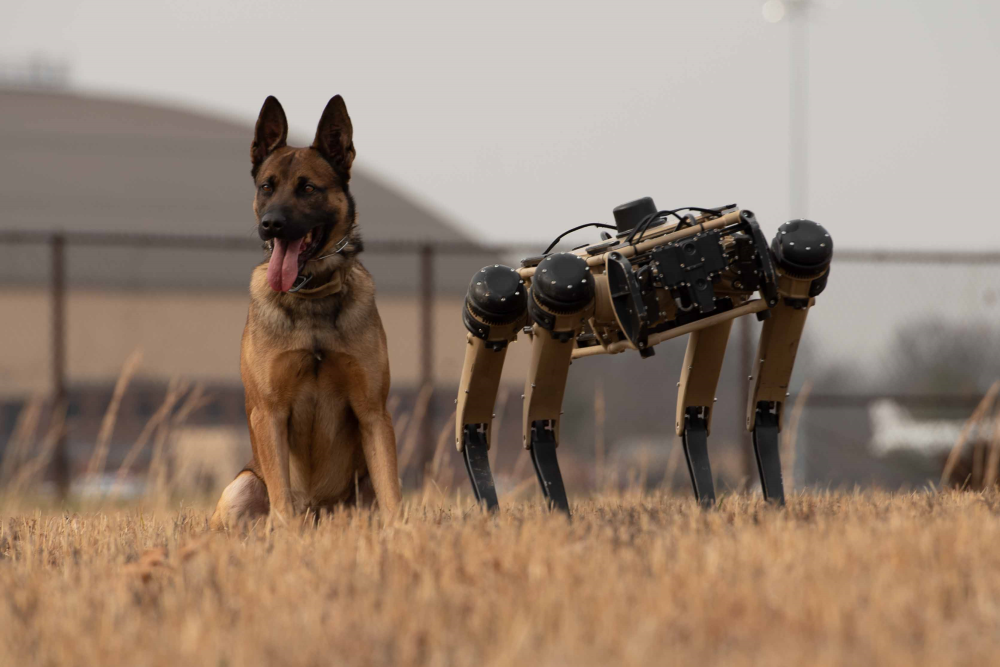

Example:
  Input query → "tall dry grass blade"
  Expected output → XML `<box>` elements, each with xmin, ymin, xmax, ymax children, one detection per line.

<box><xmin>85</xmin><ymin>348</ymin><xmax>142</xmax><ymax>478</ymax></box>
<box><xmin>386</xmin><ymin>394</ymin><xmax>401</xmax><ymax>421</ymax></box>
<box><xmin>987</xmin><ymin>405</ymin><xmax>1000</xmax><ymax>488</ymax></box>
<box><xmin>162</xmin><ymin>384</ymin><xmax>212</xmax><ymax>499</ymax></box>
<box><xmin>594</xmin><ymin>380</ymin><xmax>606</xmax><ymax>488</ymax></box>
<box><xmin>397</xmin><ymin>384</ymin><xmax>433</xmax><ymax>477</ymax></box>
<box><xmin>112</xmin><ymin>379</ymin><xmax>187</xmax><ymax>495</ymax></box>
<box><xmin>781</xmin><ymin>379</ymin><xmax>812</xmax><ymax>493</ymax></box>
<box><xmin>393</xmin><ymin>413</ymin><xmax>411</xmax><ymax>451</ymax></box>
<box><xmin>663</xmin><ymin>436</ymin><xmax>683</xmax><ymax>493</ymax></box>
<box><xmin>8</xmin><ymin>402</ymin><xmax>66</xmax><ymax>495</ymax></box>
<box><xmin>510</xmin><ymin>446</ymin><xmax>530</xmax><ymax>484</ymax></box>
<box><xmin>429</xmin><ymin>409</ymin><xmax>456</xmax><ymax>482</ymax></box>
<box><xmin>941</xmin><ymin>380</ymin><xmax>1000</xmax><ymax>486</ymax></box>
<box><xmin>0</xmin><ymin>394</ymin><xmax>44</xmax><ymax>485</ymax></box>
<box><xmin>150</xmin><ymin>384</ymin><xmax>207</xmax><ymax>503</ymax></box>
<box><xmin>972</xmin><ymin>440</ymin><xmax>986</xmax><ymax>488</ymax></box>
<box><xmin>502</xmin><ymin>474</ymin><xmax>536</xmax><ymax>501</ymax></box>
<box><xmin>171</xmin><ymin>383</ymin><xmax>208</xmax><ymax>427</ymax></box>
<box><xmin>637</xmin><ymin>444</ymin><xmax>651</xmax><ymax>494</ymax></box>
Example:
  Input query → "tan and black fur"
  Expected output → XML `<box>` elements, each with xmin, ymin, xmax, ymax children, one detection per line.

<box><xmin>210</xmin><ymin>95</ymin><xmax>401</xmax><ymax>528</ymax></box>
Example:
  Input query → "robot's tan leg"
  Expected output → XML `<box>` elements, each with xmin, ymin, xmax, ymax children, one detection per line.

<box><xmin>521</xmin><ymin>253</ymin><xmax>596</xmax><ymax>514</ymax></box>
<box><xmin>456</xmin><ymin>265</ymin><xmax>529</xmax><ymax>511</ymax></box>
<box><xmin>674</xmin><ymin>320</ymin><xmax>734</xmax><ymax>505</ymax></box>
<box><xmin>456</xmin><ymin>335</ymin><xmax>511</xmax><ymax>510</ymax></box>
<box><xmin>522</xmin><ymin>323</ymin><xmax>576</xmax><ymax>513</ymax></box>
<box><xmin>746</xmin><ymin>219</ymin><xmax>833</xmax><ymax>504</ymax></box>
<box><xmin>745</xmin><ymin>302</ymin><xmax>809</xmax><ymax>503</ymax></box>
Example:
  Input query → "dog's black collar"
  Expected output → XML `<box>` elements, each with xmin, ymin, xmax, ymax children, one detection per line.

<box><xmin>287</xmin><ymin>225</ymin><xmax>354</xmax><ymax>294</ymax></box>
<box><xmin>288</xmin><ymin>273</ymin><xmax>314</xmax><ymax>293</ymax></box>
<box><xmin>311</xmin><ymin>228</ymin><xmax>352</xmax><ymax>262</ymax></box>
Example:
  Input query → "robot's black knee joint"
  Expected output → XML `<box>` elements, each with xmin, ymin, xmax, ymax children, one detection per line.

<box><xmin>528</xmin><ymin>253</ymin><xmax>595</xmax><ymax>331</ymax></box>
<box><xmin>464</xmin><ymin>264</ymin><xmax>528</xmax><ymax>342</ymax></box>
<box><xmin>771</xmin><ymin>220</ymin><xmax>833</xmax><ymax>275</ymax></box>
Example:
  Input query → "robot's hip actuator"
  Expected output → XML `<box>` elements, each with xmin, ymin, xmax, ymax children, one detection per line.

<box><xmin>455</xmin><ymin>197</ymin><xmax>833</xmax><ymax>513</ymax></box>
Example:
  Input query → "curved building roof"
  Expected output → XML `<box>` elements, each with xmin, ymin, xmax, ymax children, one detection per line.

<box><xmin>0</xmin><ymin>89</ymin><xmax>491</xmax><ymax>293</ymax></box>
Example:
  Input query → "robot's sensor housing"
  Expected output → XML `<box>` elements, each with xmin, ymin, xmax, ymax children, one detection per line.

<box><xmin>612</xmin><ymin>197</ymin><xmax>658</xmax><ymax>234</ymax></box>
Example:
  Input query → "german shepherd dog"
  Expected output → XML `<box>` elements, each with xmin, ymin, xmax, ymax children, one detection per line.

<box><xmin>210</xmin><ymin>96</ymin><xmax>402</xmax><ymax>529</ymax></box>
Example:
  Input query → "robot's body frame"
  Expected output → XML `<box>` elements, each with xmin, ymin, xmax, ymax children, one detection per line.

<box><xmin>455</xmin><ymin>197</ymin><xmax>833</xmax><ymax>512</ymax></box>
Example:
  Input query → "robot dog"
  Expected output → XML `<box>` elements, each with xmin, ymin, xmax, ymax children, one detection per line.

<box><xmin>455</xmin><ymin>198</ymin><xmax>832</xmax><ymax>513</ymax></box>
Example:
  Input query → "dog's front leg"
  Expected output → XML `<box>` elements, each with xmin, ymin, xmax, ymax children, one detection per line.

<box><xmin>358</xmin><ymin>409</ymin><xmax>402</xmax><ymax>514</ymax></box>
<box><xmin>249</xmin><ymin>408</ymin><xmax>296</xmax><ymax>523</ymax></box>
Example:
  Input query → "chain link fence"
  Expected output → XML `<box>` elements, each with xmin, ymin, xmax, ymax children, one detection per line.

<box><xmin>1</xmin><ymin>231</ymin><xmax>997</xmax><ymax>498</ymax></box>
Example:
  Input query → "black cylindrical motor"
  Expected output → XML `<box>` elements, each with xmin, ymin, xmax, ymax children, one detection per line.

<box><xmin>463</xmin><ymin>264</ymin><xmax>528</xmax><ymax>345</ymax></box>
<box><xmin>771</xmin><ymin>219</ymin><xmax>834</xmax><ymax>296</ymax></box>
<box><xmin>528</xmin><ymin>253</ymin><xmax>595</xmax><ymax>333</ymax></box>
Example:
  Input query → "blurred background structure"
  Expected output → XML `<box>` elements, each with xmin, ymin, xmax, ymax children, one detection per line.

<box><xmin>1</xmin><ymin>0</ymin><xmax>999</xmax><ymax>501</ymax></box>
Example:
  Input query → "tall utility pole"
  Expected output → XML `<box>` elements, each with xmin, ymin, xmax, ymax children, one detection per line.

<box><xmin>764</xmin><ymin>0</ymin><xmax>812</xmax><ymax>218</ymax></box>
<box><xmin>760</xmin><ymin>0</ymin><xmax>818</xmax><ymax>490</ymax></box>
<box><xmin>751</xmin><ymin>0</ymin><xmax>813</xmax><ymax>488</ymax></box>
<box><xmin>788</xmin><ymin>1</ymin><xmax>810</xmax><ymax>219</ymax></box>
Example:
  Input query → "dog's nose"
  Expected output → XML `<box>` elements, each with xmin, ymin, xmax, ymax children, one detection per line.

<box><xmin>259</xmin><ymin>212</ymin><xmax>286</xmax><ymax>239</ymax></box>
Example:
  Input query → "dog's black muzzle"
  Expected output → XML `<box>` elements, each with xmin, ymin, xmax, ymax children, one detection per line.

<box><xmin>258</xmin><ymin>208</ymin><xmax>313</xmax><ymax>242</ymax></box>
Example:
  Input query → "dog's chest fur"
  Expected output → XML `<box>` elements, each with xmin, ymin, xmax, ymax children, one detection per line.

<box><xmin>242</xmin><ymin>284</ymin><xmax>372</xmax><ymax>509</ymax></box>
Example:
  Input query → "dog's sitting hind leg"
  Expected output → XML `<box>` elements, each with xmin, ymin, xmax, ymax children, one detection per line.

<box><xmin>209</xmin><ymin>469</ymin><xmax>270</xmax><ymax>530</ymax></box>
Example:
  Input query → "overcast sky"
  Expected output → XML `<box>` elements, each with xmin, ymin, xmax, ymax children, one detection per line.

<box><xmin>2</xmin><ymin>0</ymin><xmax>998</xmax><ymax>250</ymax></box>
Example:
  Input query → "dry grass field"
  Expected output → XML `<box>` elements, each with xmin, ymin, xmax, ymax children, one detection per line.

<box><xmin>2</xmin><ymin>490</ymin><xmax>1000</xmax><ymax>667</ymax></box>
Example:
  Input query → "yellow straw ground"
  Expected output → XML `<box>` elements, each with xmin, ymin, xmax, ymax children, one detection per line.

<box><xmin>2</xmin><ymin>490</ymin><xmax>999</xmax><ymax>666</ymax></box>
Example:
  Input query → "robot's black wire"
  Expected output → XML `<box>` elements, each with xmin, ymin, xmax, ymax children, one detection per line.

<box><xmin>541</xmin><ymin>207</ymin><xmax>726</xmax><ymax>256</ymax></box>
<box><xmin>624</xmin><ymin>207</ymin><xmax>725</xmax><ymax>246</ymax></box>
<box><xmin>542</xmin><ymin>223</ymin><xmax>618</xmax><ymax>255</ymax></box>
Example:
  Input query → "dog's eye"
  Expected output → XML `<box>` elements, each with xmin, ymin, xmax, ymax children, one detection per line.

<box><xmin>303</xmin><ymin>184</ymin><xmax>315</xmax><ymax>194</ymax></box>
<box><xmin>260</xmin><ymin>183</ymin><xmax>272</xmax><ymax>194</ymax></box>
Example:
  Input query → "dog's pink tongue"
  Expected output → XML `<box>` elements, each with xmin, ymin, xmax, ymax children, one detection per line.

<box><xmin>266</xmin><ymin>238</ymin><xmax>303</xmax><ymax>292</ymax></box>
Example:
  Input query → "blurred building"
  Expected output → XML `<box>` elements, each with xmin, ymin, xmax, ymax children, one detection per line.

<box><xmin>0</xmin><ymin>88</ymin><xmax>508</xmax><ymax>394</ymax></box>
<box><xmin>0</xmin><ymin>87</ymin><xmax>517</xmax><ymax>479</ymax></box>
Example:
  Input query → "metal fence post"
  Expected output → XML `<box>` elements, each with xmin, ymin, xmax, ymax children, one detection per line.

<box><xmin>51</xmin><ymin>233</ymin><xmax>69</xmax><ymax>499</ymax></box>
<box><xmin>418</xmin><ymin>244</ymin><xmax>435</xmax><ymax>483</ymax></box>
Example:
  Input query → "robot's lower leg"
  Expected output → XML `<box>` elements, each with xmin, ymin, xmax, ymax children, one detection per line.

<box><xmin>461</xmin><ymin>423</ymin><xmax>498</xmax><ymax>510</ymax></box>
<box><xmin>745</xmin><ymin>303</ymin><xmax>809</xmax><ymax>504</ymax></box>
<box><xmin>746</xmin><ymin>219</ymin><xmax>833</xmax><ymax>504</ymax></box>
<box><xmin>751</xmin><ymin>405</ymin><xmax>783</xmax><ymax>503</ymax></box>
<box><xmin>522</xmin><ymin>253</ymin><xmax>596</xmax><ymax>514</ymax></box>
<box><xmin>456</xmin><ymin>265</ymin><xmax>529</xmax><ymax>511</ymax></box>
<box><xmin>529</xmin><ymin>420</ymin><xmax>569</xmax><ymax>513</ymax></box>
<box><xmin>522</xmin><ymin>324</ymin><xmax>577</xmax><ymax>514</ymax></box>
<box><xmin>681</xmin><ymin>410</ymin><xmax>714</xmax><ymax>505</ymax></box>
<box><xmin>675</xmin><ymin>320</ymin><xmax>733</xmax><ymax>505</ymax></box>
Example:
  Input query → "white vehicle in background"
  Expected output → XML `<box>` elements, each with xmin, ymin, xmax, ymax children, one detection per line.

<box><xmin>868</xmin><ymin>400</ymin><xmax>968</xmax><ymax>457</ymax></box>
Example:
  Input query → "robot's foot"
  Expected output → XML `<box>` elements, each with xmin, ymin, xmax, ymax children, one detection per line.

<box><xmin>462</xmin><ymin>426</ymin><xmax>499</xmax><ymax>512</ymax></box>
<box><xmin>682</xmin><ymin>410</ymin><xmax>716</xmax><ymax>506</ymax></box>
<box><xmin>530</xmin><ymin>427</ymin><xmax>571</xmax><ymax>515</ymax></box>
<box><xmin>752</xmin><ymin>404</ymin><xmax>785</xmax><ymax>505</ymax></box>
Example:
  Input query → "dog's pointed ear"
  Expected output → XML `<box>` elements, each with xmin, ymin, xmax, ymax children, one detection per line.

<box><xmin>312</xmin><ymin>95</ymin><xmax>355</xmax><ymax>181</ymax></box>
<box><xmin>251</xmin><ymin>96</ymin><xmax>288</xmax><ymax>172</ymax></box>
